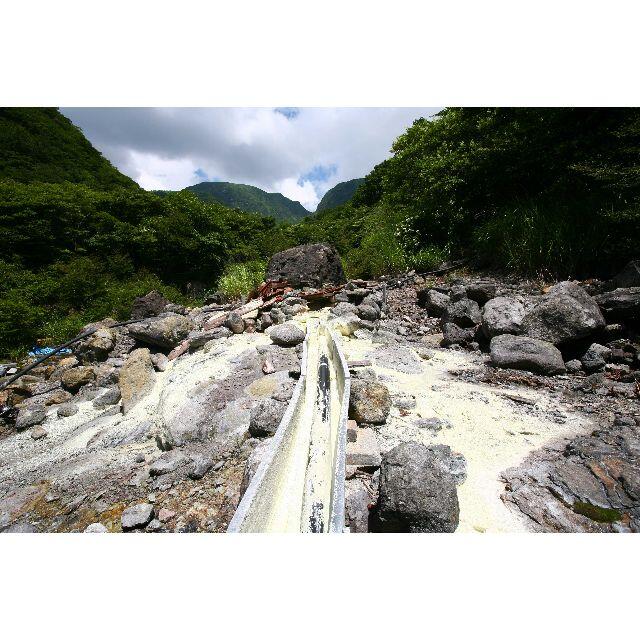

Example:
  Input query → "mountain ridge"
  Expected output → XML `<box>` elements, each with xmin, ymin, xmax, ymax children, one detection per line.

<box><xmin>183</xmin><ymin>181</ymin><xmax>310</xmax><ymax>223</ymax></box>
<box><xmin>316</xmin><ymin>178</ymin><xmax>364</xmax><ymax>212</ymax></box>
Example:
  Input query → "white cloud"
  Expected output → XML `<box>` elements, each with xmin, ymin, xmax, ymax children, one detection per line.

<box><xmin>275</xmin><ymin>177</ymin><xmax>319</xmax><ymax>210</ymax></box>
<box><xmin>61</xmin><ymin>107</ymin><xmax>438</xmax><ymax>210</ymax></box>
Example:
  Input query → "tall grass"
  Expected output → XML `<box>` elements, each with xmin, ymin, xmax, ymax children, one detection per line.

<box><xmin>217</xmin><ymin>260</ymin><xmax>266</xmax><ymax>299</ymax></box>
<box><xmin>471</xmin><ymin>202</ymin><xmax>623</xmax><ymax>278</ymax></box>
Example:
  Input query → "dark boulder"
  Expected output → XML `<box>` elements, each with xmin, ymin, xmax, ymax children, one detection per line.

<box><xmin>374</xmin><ymin>442</ymin><xmax>460</xmax><ymax>533</ymax></box>
<box><xmin>441</xmin><ymin>323</ymin><xmax>476</xmax><ymax>346</ymax></box>
<box><xmin>441</xmin><ymin>298</ymin><xmax>482</xmax><ymax>328</ymax></box>
<box><xmin>522</xmin><ymin>281</ymin><xmax>605</xmax><ymax>345</ymax></box>
<box><xmin>130</xmin><ymin>290</ymin><xmax>169</xmax><ymax>320</ymax></box>
<box><xmin>265</xmin><ymin>243</ymin><xmax>346</xmax><ymax>288</ymax></box>
<box><xmin>490</xmin><ymin>334</ymin><xmax>566</xmax><ymax>376</ymax></box>
<box><xmin>594</xmin><ymin>287</ymin><xmax>640</xmax><ymax>322</ymax></box>
<box><xmin>609</xmin><ymin>260</ymin><xmax>640</xmax><ymax>289</ymax></box>
<box><xmin>417</xmin><ymin>289</ymin><xmax>450</xmax><ymax>316</ymax></box>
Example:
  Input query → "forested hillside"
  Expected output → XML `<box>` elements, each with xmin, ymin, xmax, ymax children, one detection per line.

<box><xmin>315</xmin><ymin>178</ymin><xmax>364</xmax><ymax>212</ymax></box>
<box><xmin>184</xmin><ymin>181</ymin><xmax>310</xmax><ymax>222</ymax></box>
<box><xmin>0</xmin><ymin>108</ymin><xmax>137</xmax><ymax>190</ymax></box>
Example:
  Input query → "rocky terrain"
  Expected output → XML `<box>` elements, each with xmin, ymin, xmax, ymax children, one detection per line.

<box><xmin>1</xmin><ymin>245</ymin><xmax>638</xmax><ymax>533</ymax></box>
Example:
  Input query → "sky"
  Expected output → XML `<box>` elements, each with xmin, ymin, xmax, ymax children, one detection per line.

<box><xmin>61</xmin><ymin>108</ymin><xmax>438</xmax><ymax>211</ymax></box>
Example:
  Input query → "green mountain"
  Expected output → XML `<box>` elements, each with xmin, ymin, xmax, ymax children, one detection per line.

<box><xmin>316</xmin><ymin>178</ymin><xmax>364</xmax><ymax>212</ymax></box>
<box><xmin>184</xmin><ymin>181</ymin><xmax>310</xmax><ymax>222</ymax></box>
<box><xmin>0</xmin><ymin>108</ymin><xmax>137</xmax><ymax>190</ymax></box>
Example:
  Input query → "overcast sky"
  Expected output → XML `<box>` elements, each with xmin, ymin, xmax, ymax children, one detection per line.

<box><xmin>61</xmin><ymin>108</ymin><xmax>438</xmax><ymax>211</ymax></box>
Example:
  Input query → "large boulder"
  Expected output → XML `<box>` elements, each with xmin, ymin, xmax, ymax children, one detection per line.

<box><xmin>269</xmin><ymin>323</ymin><xmax>306</xmax><ymax>347</ymax></box>
<box><xmin>374</xmin><ymin>442</ymin><xmax>460</xmax><ymax>533</ymax></box>
<box><xmin>118</xmin><ymin>348</ymin><xmax>156</xmax><ymax>414</ymax></box>
<box><xmin>130</xmin><ymin>290</ymin><xmax>169</xmax><ymax>320</ymax></box>
<box><xmin>593</xmin><ymin>287</ymin><xmax>640</xmax><ymax>322</ymax></box>
<box><xmin>265</xmin><ymin>243</ymin><xmax>346</xmax><ymax>288</ymax></box>
<box><xmin>416</xmin><ymin>289</ymin><xmax>450</xmax><ymax>316</ymax></box>
<box><xmin>349</xmin><ymin>380</ymin><xmax>391</xmax><ymax>424</ymax></box>
<box><xmin>490</xmin><ymin>334</ymin><xmax>566</xmax><ymax>376</ymax></box>
<box><xmin>128</xmin><ymin>314</ymin><xmax>194</xmax><ymax>349</ymax></box>
<box><xmin>441</xmin><ymin>298</ymin><xmax>482</xmax><ymax>328</ymax></box>
<box><xmin>522</xmin><ymin>281</ymin><xmax>605</xmax><ymax>345</ymax></box>
<box><xmin>482</xmin><ymin>296</ymin><xmax>525</xmax><ymax>338</ymax></box>
<box><xmin>249</xmin><ymin>399</ymin><xmax>286</xmax><ymax>437</ymax></box>
<box><xmin>441</xmin><ymin>323</ymin><xmax>476</xmax><ymax>346</ymax></box>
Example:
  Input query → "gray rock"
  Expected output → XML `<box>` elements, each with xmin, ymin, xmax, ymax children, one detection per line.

<box><xmin>522</xmin><ymin>281</ymin><xmax>605</xmax><ymax>345</ymax></box>
<box><xmin>269</xmin><ymin>323</ymin><xmax>305</xmax><ymax>347</ymax></box>
<box><xmin>374</xmin><ymin>442</ymin><xmax>460</xmax><ymax>532</ymax></box>
<box><xmin>441</xmin><ymin>298</ymin><xmax>482</xmax><ymax>328</ymax></box>
<box><xmin>482</xmin><ymin>296</ymin><xmax>525</xmax><ymax>338</ymax></box>
<box><xmin>465</xmin><ymin>281</ymin><xmax>497</xmax><ymax>305</ymax></box>
<box><xmin>224</xmin><ymin>312</ymin><xmax>245</xmax><ymax>334</ymax></box>
<box><xmin>417</xmin><ymin>289</ymin><xmax>450</xmax><ymax>316</ymax></box>
<box><xmin>357</xmin><ymin>304</ymin><xmax>380</xmax><ymax>321</ymax></box>
<box><xmin>240</xmin><ymin>438</ymin><xmax>273</xmax><ymax>497</ymax></box>
<box><xmin>270</xmin><ymin>308</ymin><xmax>287</xmax><ymax>325</ymax></box>
<box><xmin>92</xmin><ymin>386</ymin><xmax>121</xmax><ymax>408</ymax></box>
<box><xmin>118</xmin><ymin>348</ymin><xmax>156</xmax><ymax>414</ymax></box>
<box><xmin>149</xmin><ymin>451</ymin><xmax>188</xmax><ymax>477</ymax></box>
<box><xmin>57</xmin><ymin>403</ymin><xmax>79</xmax><ymax>417</ymax></box>
<box><xmin>349</xmin><ymin>379</ymin><xmax>391</xmax><ymax>424</ymax></box>
<box><xmin>128</xmin><ymin>313</ymin><xmax>194</xmax><ymax>349</ymax></box>
<box><xmin>121</xmin><ymin>503</ymin><xmax>154</xmax><ymax>530</ymax></box>
<box><xmin>490</xmin><ymin>334</ymin><xmax>566</xmax><ymax>376</ymax></box>
<box><xmin>345</xmin><ymin>477</ymin><xmax>373</xmax><ymax>533</ymax></box>
<box><xmin>84</xmin><ymin>523</ymin><xmax>108</xmax><ymax>532</ymax></box>
<box><xmin>415</xmin><ymin>417</ymin><xmax>452</xmax><ymax>431</ymax></box>
<box><xmin>266</xmin><ymin>243</ymin><xmax>346</xmax><ymax>288</ymax></box>
<box><xmin>565</xmin><ymin>359</ymin><xmax>583</xmax><ymax>373</ymax></box>
<box><xmin>593</xmin><ymin>287</ymin><xmax>640</xmax><ymax>322</ymax></box>
<box><xmin>150</xmin><ymin>352</ymin><xmax>169</xmax><ymax>371</ymax></box>
<box><xmin>146</xmin><ymin>519</ymin><xmax>163</xmax><ymax>532</ymax></box>
<box><xmin>15</xmin><ymin>408</ymin><xmax>47</xmax><ymax>431</ymax></box>
<box><xmin>258</xmin><ymin>312</ymin><xmax>273</xmax><ymax>330</ymax></box>
<box><xmin>331</xmin><ymin>302</ymin><xmax>359</xmax><ymax>317</ymax></box>
<box><xmin>249</xmin><ymin>398</ymin><xmax>286</xmax><ymax>437</ymax></box>
<box><xmin>441</xmin><ymin>322</ymin><xmax>476</xmax><ymax>346</ymax></box>
<box><xmin>449</xmin><ymin>285</ymin><xmax>467</xmax><ymax>302</ymax></box>
<box><xmin>580</xmin><ymin>343</ymin><xmax>611</xmax><ymax>373</ymax></box>
<box><xmin>188</xmin><ymin>455</ymin><xmax>214</xmax><ymax>480</ymax></box>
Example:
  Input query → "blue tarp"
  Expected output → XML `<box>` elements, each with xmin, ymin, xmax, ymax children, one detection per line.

<box><xmin>28</xmin><ymin>346</ymin><xmax>72</xmax><ymax>357</ymax></box>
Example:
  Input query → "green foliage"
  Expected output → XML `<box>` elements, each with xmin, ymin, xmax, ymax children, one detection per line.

<box><xmin>217</xmin><ymin>260</ymin><xmax>266</xmax><ymax>299</ymax></box>
<box><xmin>0</xmin><ymin>181</ymin><xmax>277</xmax><ymax>357</ymax></box>
<box><xmin>183</xmin><ymin>181</ymin><xmax>310</xmax><ymax>223</ymax></box>
<box><xmin>0</xmin><ymin>108</ymin><xmax>137</xmax><ymax>190</ymax></box>
<box><xmin>366</xmin><ymin>108</ymin><xmax>640</xmax><ymax>276</ymax></box>
<box><xmin>316</xmin><ymin>178</ymin><xmax>364</xmax><ymax>212</ymax></box>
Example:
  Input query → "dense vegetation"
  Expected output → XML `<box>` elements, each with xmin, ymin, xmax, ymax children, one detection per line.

<box><xmin>0</xmin><ymin>180</ymin><xmax>277</xmax><ymax>357</ymax></box>
<box><xmin>0</xmin><ymin>108</ymin><xmax>137</xmax><ymax>190</ymax></box>
<box><xmin>315</xmin><ymin>178</ymin><xmax>364</xmax><ymax>212</ymax></box>
<box><xmin>350</xmin><ymin>108</ymin><xmax>640</xmax><ymax>278</ymax></box>
<box><xmin>180</xmin><ymin>181</ymin><xmax>310</xmax><ymax>223</ymax></box>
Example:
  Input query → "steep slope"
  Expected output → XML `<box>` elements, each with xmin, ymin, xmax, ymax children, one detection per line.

<box><xmin>0</xmin><ymin>108</ymin><xmax>137</xmax><ymax>190</ymax></box>
<box><xmin>316</xmin><ymin>178</ymin><xmax>364</xmax><ymax>212</ymax></box>
<box><xmin>184</xmin><ymin>181</ymin><xmax>309</xmax><ymax>222</ymax></box>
